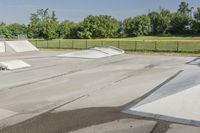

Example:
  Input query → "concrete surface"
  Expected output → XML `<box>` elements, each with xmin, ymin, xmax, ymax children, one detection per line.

<box><xmin>70</xmin><ymin>119</ymin><xmax>156</xmax><ymax>133</ymax></box>
<box><xmin>0</xmin><ymin>50</ymin><xmax>198</xmax><ymax>133</ymax></box>
<box><xmin>166</xmin><ymin>124</ymin><xmax>200</xmax><ymax>133</ymax></box>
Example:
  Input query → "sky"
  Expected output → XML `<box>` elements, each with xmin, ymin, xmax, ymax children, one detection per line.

<box><xmin>0</xmin><ymin>0</ymin><xmax>199</xmax><ymax>24</ymax></box>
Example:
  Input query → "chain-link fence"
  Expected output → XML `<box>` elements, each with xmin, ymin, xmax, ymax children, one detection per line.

<box><xmin>29</xmin><ymin>39</ymin><xmax>200</xmax><ymax>53</ymax></box>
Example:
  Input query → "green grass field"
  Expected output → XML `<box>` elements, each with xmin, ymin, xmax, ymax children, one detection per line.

<box><xmin>29</xmin><ymin>36</ymin><xmax>200</xmax><ymax>53</ymax></box>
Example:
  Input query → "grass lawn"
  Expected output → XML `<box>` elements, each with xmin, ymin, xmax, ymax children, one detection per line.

<box><xmin>29</xmin><ymin>36</ymin><xmax>200</xmax><ymax>53</ymax></box>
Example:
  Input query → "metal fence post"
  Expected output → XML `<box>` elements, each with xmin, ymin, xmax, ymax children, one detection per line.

<box><xmin>86</xmin><ymin>39</ymin><xmax>88</xmax><ymax>49</ymax></box>
<box><xmin>177</xmin><ymin>41</ymin><xmax>179</xmax><ymax>52</ymax></box>
<box><xmin>59</xmin><ymin>40</ymin><xmax>61</xmax><ymax>49</ymax></box>
<box><xmin>35</xmin><ymin>40</ymin><xmax>38</xmax><ymax>48</ymax></box>
<box><xmin>101</xmin><ymin>40</ymin><xmax>103</xmax><ymax>46</ymax></box>
<box><xmin>155</xmin><ymin>41</ymin><xmax>157</xmax><ymax>51</ymax></box>
<box><xmin>47</xmin><ymin>40</ymin><xmax>49</xmax><ymax>48</ymax></box>
<box><xmin>135</xmin><ymin>40</ymin><xmax>137</xmax><ymax>51</ymax></box>
<box><xmin>72</xmin><ymin>40</ymin><xmax>74</xmax><ymax>49</ymax></box>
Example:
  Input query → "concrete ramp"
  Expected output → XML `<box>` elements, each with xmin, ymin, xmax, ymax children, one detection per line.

<box><xmin>0</xmin><ymin>108</ymin><xmax>17</xmax><ymax>120</ymax></box>
<box><xmin>92</xmin><ymin>46</ymin><xmax>124</xmax><ymax>56</ymax></box>
<box><xmin>57</xmin><ymin>46</ymin><xmax>124</xmax><ymax>59</ymax></box>
<box><xmin>188</xmin><ymin>58</ymin><xmax>200</xmax><ymax>65</ymax></box>
<box><xmin>0</xmin><ymin>60</ymin><xmax>31</xmax><ymax>70</ymax></box>
<box><xmin>5</xmin><ymin>40</ymin><xmax>38</xmax><ymax>53</ymax></box>
<box><xmin>0</xmin><ymin>42</ymin><xmax>5</xmax><ymax>53</ymax></box>
<box><xmin>58</xmin><ymin>49</ymin><xmax>109</xmax><ymax>59</ymax></box>
<box><xmin>124</xmin><ymin>70</ymin><xmax>200</xmax><ymax>126</ymax></box>
<box><xmin>127</xmin><ymin>85</ymin><xmax>200</xmax><ymax>126</ymax></box>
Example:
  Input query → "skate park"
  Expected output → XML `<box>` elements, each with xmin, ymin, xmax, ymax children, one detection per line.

<box><xmin>0</xmin><ymin>40</ymin><xmax>200</xmax><ymax>133</ymax></box>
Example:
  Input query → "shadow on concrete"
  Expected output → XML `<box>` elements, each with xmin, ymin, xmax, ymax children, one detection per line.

<box><xmin>0</xmin><ymin>105</ymin><xmax>170</xmax><ymax>133</ymax></box>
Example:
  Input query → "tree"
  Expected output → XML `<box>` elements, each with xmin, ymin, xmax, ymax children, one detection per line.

<box><xmin>156</xmin><ymin>9</ymin><xmax>172</xmax><ymax>34</ymax></box>
<box><xmin>0</xmin><ymin>23</ymin><xmax>11</xmax><ymax>38</ymax></box>
<box><xmin>123</xmin><ymin>15</ymin><xmax>151</xmax><ymax>37</ymax></box>
<box><xmin>148</xmin><ymin>11</ymin><xmax>160</xmax><ymax>34</ymax></box>
<box><xmin>118</xmin><ymin>21</ymin><xmax>125</xmax><ymax>37</ymax></box>
<box><xmin>192</xmin><ymin>20</ymin><xmax>200</xmax><ymax>33</ymax></box>
<box><xmin>148</xmin><ymin>9</ymin><xmax>172</xmax><ymax>35</ymax></box>
<box><xmin>123</xmin><ymin>17</ymin><xmax>135</xmax><ymax>37</ymax></box>
<box><xmin>194</xmin><ymin>7</ymin><xmax>200</xmax><ymax>20</ymax></box>
<box><xmin>177</xmin><ymin>1</ymin><xmax>190</xmax><ymax>15</ymax></box>
<box><xmin>0</xmin><ymin>22</ymin><xmax>6</xmax><ymax>27</ymax></box>
<box><xmin>7</xmin><ymin>23</ymin><xmax>27</xmax><ymax>38</ymax></box>
<box><xmin>192</xmin><ymin>7</ymin><xmax>200</xmax><ymax>33</ymax></box>
<box><xmin>168</xmin><ymin>1</ymin><xmax>192</xmax><ymax>34</ymax></box>
<box><xmin>57</xmin><ymin>20</ymin><xmax>77</xmax><ymax>38</ymax></box>
<box><xmin>28</xmin><ymin>8</ymin><xmax>58</xmax><ymax>39</ymax></box>
<box><xmin>77</xmin><ymin>15</ymin><xmax>120</xmax><ymax>39</ymax></box>
<box><xmin>170</xmin><ymin>13</ymin><xmax>190</xmax><ymax>34</ymax></box>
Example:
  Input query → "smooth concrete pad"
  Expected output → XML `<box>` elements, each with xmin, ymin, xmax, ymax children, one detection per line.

<box><xmin>167</xmin><ymin>124</ymin><xmax>200</xmax><ymax>133</ymax></box>
<box><xmin>70</xmin><ymin>119</ymin><xmax>156</xmax><ymax>133</ymax></box>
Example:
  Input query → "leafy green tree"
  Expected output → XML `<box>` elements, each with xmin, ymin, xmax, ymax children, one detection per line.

<box><xmin>77</xmin><ymin>15</ymin><xmax>120</xmax><ymax>39</ymax></box>
<box><xmin>192</xmin><ymin>7</ymin><xmax>200</xmax><ymax>33</ymax></box>
<box><xmin>192</xmin><ymin>20</ymin><xmax>200</xmax><ymax>33</ymax></box>
<box><xmin>148</xmin><ymin>11</ymin><xmax>160</xmax><ymax>34</ymax></box>
<box><xmin>117</xmin><ymin>21</ymin><xmax>125</xmax><ymax>37</ymax></box>
<box><xmin>170</xmin><ymin>13</ymin><xmax>190</xmax><ymax>34</ymax></box>
<box><xmin>27</xmin><ymin>13</ymin><xmax>41</xmax><ymax>38</ymax></box>
<box><xmin>57</xmin><ymin>20</ymin><xmax>77</xmax><ymax>38</ymax></box>
<box><xmin>0</xmin><ymin>22</ymin><xmax>11</xmax><ymax>38</ymax></box>
<box><xmin>28</xmin><ymin>8</ymin><xmax>58</xmax><ymax>39</ymax></box>
<box><xmin>194</xmin><ymin>7</ymin><xmax>200</xmax><ymax>20</ymax></box>
<box><xmin>177</xmin><ymin>1</ymin><xmax>190</xmax><ymax>15</ymax></box>
<box><xmin>123</xmin><ymin>15</ymin><xmax>151</xmax><ymax>37</ymax></box>
<box><xmin>7</xmin><ymin>23</ymin><xmax>27</xmax><ymax>38</ymax></box>
<box><xmin>156</xmin><ymin>9</ymin><xmax>172</xmax><ymax>34</ymax></box>
<box><xmin>0</xmin><ymin>22</ymin><xmax>6</xmax><ymax>27</ymax></box>
<box><xmin>148</xmin><ymin>9</ymin><xmax>172</xmax><ymax>34</ymax></box>
<box><xmin>168</xmin><ymin>1</ymin><xmax>192</xmax><ymax>34</ymax></box>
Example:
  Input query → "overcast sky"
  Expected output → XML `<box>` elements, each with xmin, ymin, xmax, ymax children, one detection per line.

<box><xmin>0</xmin><ymin>0</ymin><xmax>199</xmax><ymax>24</ymax></box>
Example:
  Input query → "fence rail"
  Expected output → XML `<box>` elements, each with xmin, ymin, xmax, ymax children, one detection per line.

<box><xmin>29</xmin><ymin>39</ymin><xmax>200</xmax><ymax>53</ymax></box>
